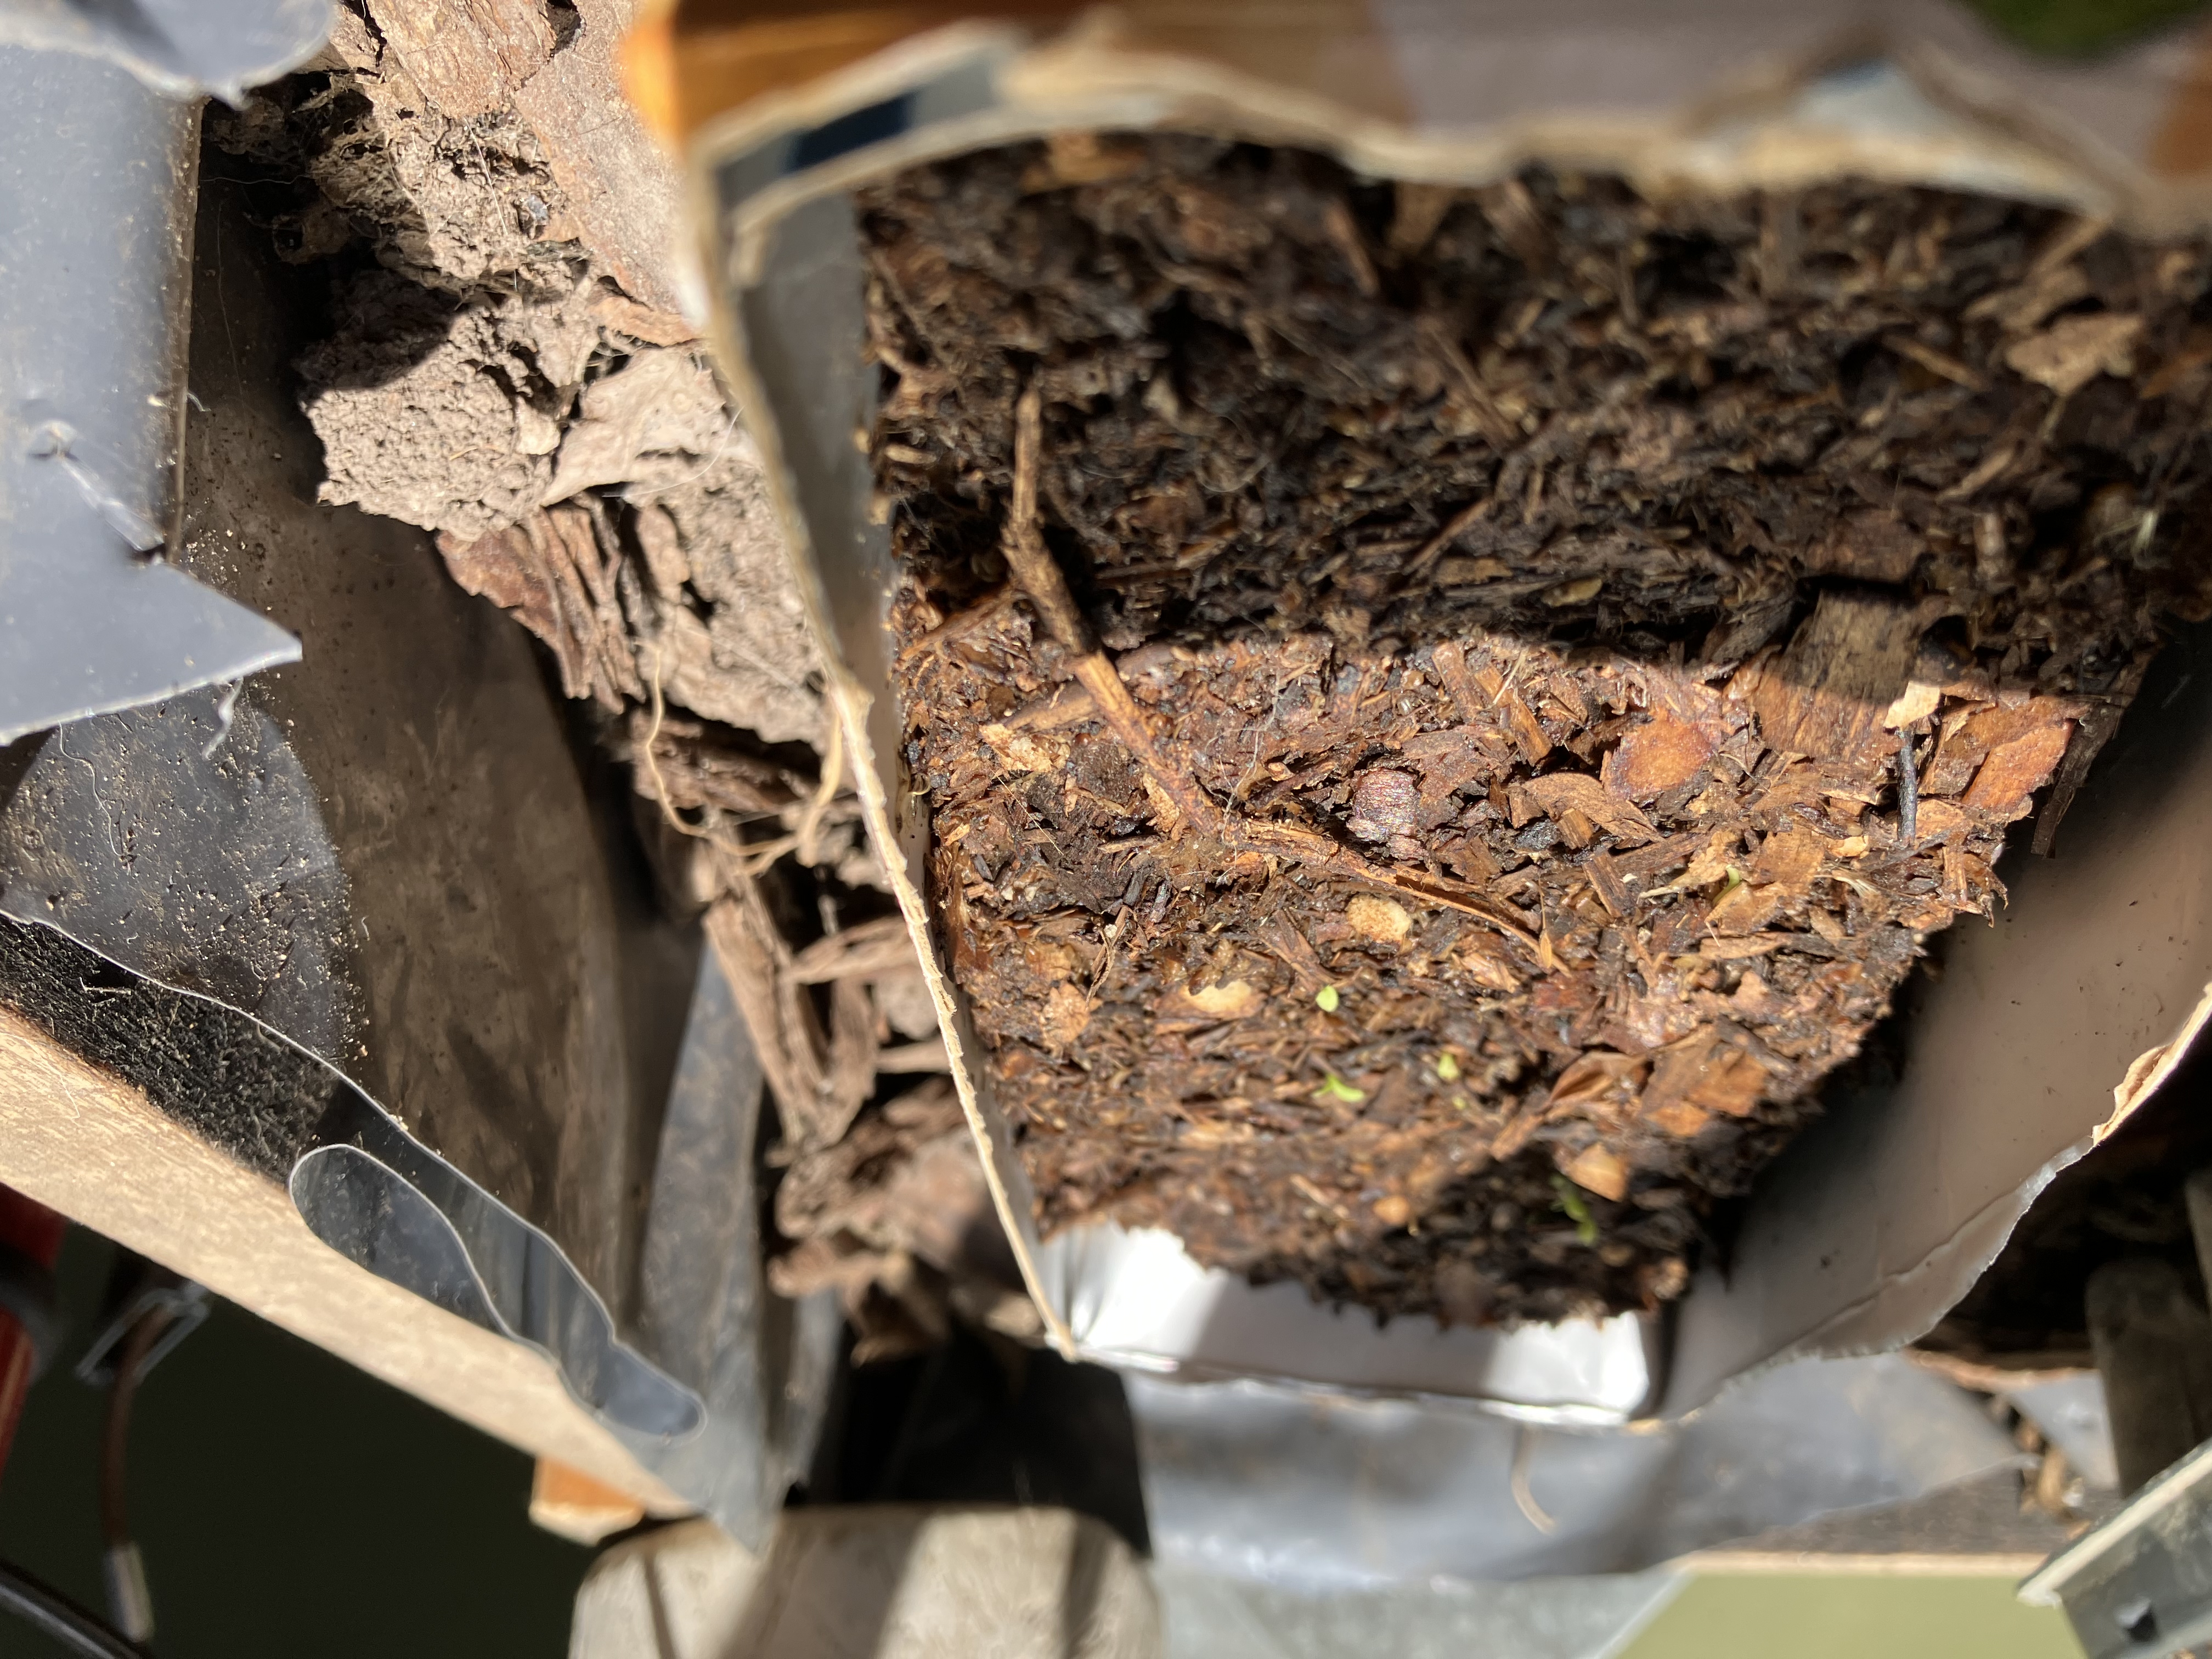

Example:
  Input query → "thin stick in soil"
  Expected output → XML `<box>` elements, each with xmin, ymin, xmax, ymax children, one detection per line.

<box><xmin>1003</xmin><ymin>383</ymin><xmax>1540</xmax><ymax>952</ymax></box>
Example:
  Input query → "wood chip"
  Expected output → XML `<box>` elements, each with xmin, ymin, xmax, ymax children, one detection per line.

<box><xmin>2004</xmin><ymin>313</ymin><xmax>2145</xmax><ymax>398</ymax></box>
<box><xmin>1585</xmin><ymin>850</ymin><xmax>1631</xmax><ymax>919</ymax></box>
<box><xmin>1962</xmin><ymin>719</ymin><xmax>2074</xmax><ymax>820</ymax></box>
<box><xmin>1499</xmin><ymin>683</ymin><xmax>1553</xmax><ymax>765</ymax></box>
<box><xmin>1745</xmin><ymin>593</ymin><xmax>1922</xmax><ymax>765</ymax></box>
<box><xmin>1561</xmin><ymin>1144</ymin><xmax>1629</xmax><ymax>1202</ymax></box>
<box><xmin>1604</xmin><ymin>707</ymin><xmax>1715</xmax><ymax>800</ymax></box>
<box><xmin>1510</xmin><ymin>772</ymin><xmax>1657</xmax><ymax>843</ymax></box>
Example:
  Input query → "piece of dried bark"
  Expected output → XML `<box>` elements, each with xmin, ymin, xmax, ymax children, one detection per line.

<box><xmin>438</xmin><ymin>504</ymin><xmax>639</xmax><ymax>708</ymax></box>
<box><xmin>231</xmin><ymin>4</ymin><xmax>984</xmax><ymax>1356</ymax></box>
<box><xmin>2004</xmin><ymin>313</ymin><xmax>2144</xmax><ymax>398</ymax></box>
<box><xmin>1745</xmin><ymin>595</ymin><xmax>1923</xmax><ymax>766</ymax></box>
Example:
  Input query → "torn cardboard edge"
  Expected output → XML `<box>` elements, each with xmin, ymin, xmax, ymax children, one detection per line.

<box><xmin>2098</xmin><ymin>979</ymin><xmax>2212</xmax><ymax>1143</ymax></box>
<box><xmin>653</xmin><ymin>0</ymin><xmax>2212</xmax><ymax>1416</ymax></box>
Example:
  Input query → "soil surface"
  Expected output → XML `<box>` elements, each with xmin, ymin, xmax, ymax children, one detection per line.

<box><xmin>866</xmin><ymin>135</ymin><xmax>2212</xmax><ymax>1323</ymax></box>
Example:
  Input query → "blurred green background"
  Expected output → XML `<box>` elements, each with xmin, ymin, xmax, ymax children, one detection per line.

<box><xmin>1623</xmin><ymin>1575</ymin><xmax>2084</xmax><ymax>1659</ymax></box>
<box><xmin>1972</xmin><ymin>0</ymin><xmax>2209</xmax><ymax>54</ymax></box>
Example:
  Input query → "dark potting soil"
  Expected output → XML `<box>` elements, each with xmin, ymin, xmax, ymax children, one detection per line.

<box><xmin>864</xmin><ymin>134</ymin><xmax>2212</xmax><ymax>1323</ymax></box>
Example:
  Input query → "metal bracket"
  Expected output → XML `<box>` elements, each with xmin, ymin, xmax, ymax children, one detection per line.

<box><xmin>2021</xmin><ymin>1434</ymin><xmax>2212</xmax><ymax>1658</ymax></box>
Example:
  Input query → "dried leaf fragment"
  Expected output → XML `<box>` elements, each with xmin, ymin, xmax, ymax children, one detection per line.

<box><xmin>1510</xmin><ymin>772</ymin><xmax>1657</xmax><ymax>843</ymax></box>
<box><xmin>1457</xmin><ymin>938</ymin><xmax>1521</xmax><ymax>992</ymax></box>
<box><xmin>1962</xmin><ymin>719</ymin><xmax>2073</xmax><ymax>820</ymax></box>
<box><xmin>1545</xmin><ymin>1051</ymin><xmax>1649</xmax><ymax>1114</ymax></box>
<box><xmin>2004</xmin><ymin>312</ymin><xmax>2143</xmax><ymax>399</ymax></box>
<box><xmin>1909</xmin><ymin>798</ymin><xmax>1968</xmax><ymax>846</ymax></box>
<box><xmin>1706</xmin><ymin>880</ymin><xmax>1783</xmax><ymax>936</ymax></box>
<box><xmin>1543</xmin><ymin>575</ymin><xmax>1604</xmax><ymax>606</ymax></box>
<box><xmin>1883</xmin><ymin>680</ymin><xmax>1940</xmax><ymax>730</ymax></box>
<box><xmin>1748</xmin><ymin>826</ymin><xmax>1828</xmax><ymax>889</ymax></box>
<box><xmin>979</xmin><ymin>722</ymin><xmax>1068</xmax><ymax>774</ymax></box>
<box><xmin>1694</xmin><ymin>1045</ymin><xmax>1770</xmax><ymax>1118</ymax></box>
<box><xmin>1645</xmin><ymin>1100</ymin><xmax>1713</xmax><ymax>1137</ymax></box>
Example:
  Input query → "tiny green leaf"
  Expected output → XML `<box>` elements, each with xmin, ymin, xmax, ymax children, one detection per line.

<box><xmin>1313</xmin><ymin>1071</ymin><xmax>1366</xmax><ymax>1105</ymax></box>
<box><xmin>1315</xmin><ymin>985</ymin><xmax>1341</xmax><ymax>1013</ymax></box>
<box><xmin>1435</xmin><ymin>1051</ymin><xmax>1461</xmax><ymax>1082</ymax></box>
<box><xmin>1722</xmin><ymin>864</ymin><xmax>1747</xmax><ymax>892</ymax></box>
<box><xmin>1551</xmin><ymin>1175</ymin><xmax>1600</xmax><ymax>1246</ymax></box>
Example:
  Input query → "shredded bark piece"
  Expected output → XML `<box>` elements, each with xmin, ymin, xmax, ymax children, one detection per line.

<box><xmin>213</xmin><ymin>28</ymin><xmax>975</xmax><ymax>1361</ymax></box>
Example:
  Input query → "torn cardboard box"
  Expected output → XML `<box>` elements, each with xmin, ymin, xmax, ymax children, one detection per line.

<box><xmin>631</xmin><ymin>0</ymin><xmax>2212</xmax><ymax>1416</ymax></box>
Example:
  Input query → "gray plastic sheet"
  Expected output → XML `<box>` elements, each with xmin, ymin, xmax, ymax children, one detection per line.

<box><xmin>1132</xmin><ymin>1353</ymin><xmax>2021</xmax><ymax>1584</ymax></box>
<box><xmin>1153</xmin><ymin>1565</ymin><xmax>1683</xmax><ymax>1659</ymax></box>
<box><xmin>2010</xmin><ymin>1374</ymin><xmax>2120</xmax><ymax>1495</ymax></box>
<box><xmin>0</xmin><ymin>0</ymin><xmax>330</xmax><ymax>102</ymax></box>
<box><xmin>0</xmin><ymin>46</ymin><xmax>300</xmax><ymax>744</ymax></box>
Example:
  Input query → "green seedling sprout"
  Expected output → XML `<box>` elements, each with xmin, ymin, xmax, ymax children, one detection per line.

<box><xmin>1313</xmin><ymin>1072</ymin><xmax>1365</xmax><ymax>1105</ymax></box>
<box><xmin>1435</xmin><ymin>1051</ymin><xmax>1460</xmax><ymax>1082</ymax></box>
<box><xmin>1315</xmin><ymin>985</ymin><xmax>1341</xmax><ymax>1013</ymax></box>
<box><xmin>1551</xmin><ymin>1175</ymin><xmax>1599</xmax><ymax>1246</ymax></box>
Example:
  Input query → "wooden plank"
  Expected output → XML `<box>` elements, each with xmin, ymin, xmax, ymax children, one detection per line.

<box><xmin>532</xmin><ymin>1458</ymin><xmax>650</xmax><ymax>1545</ymax></box>
<box><xmin>0</xmin><ymin>1006</ymin><xmax>687</xmax><ymax>1517</ymax></box>
<box><xmin>2086</xmin><ymin>1256</ymin><xmax>2212</xmax><ymax>1493</ymax></box>
<box><xmin>1678</xmin><ymin>1469</ymin><xmax>2078</xmax><ymax>1577</ymax></box>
